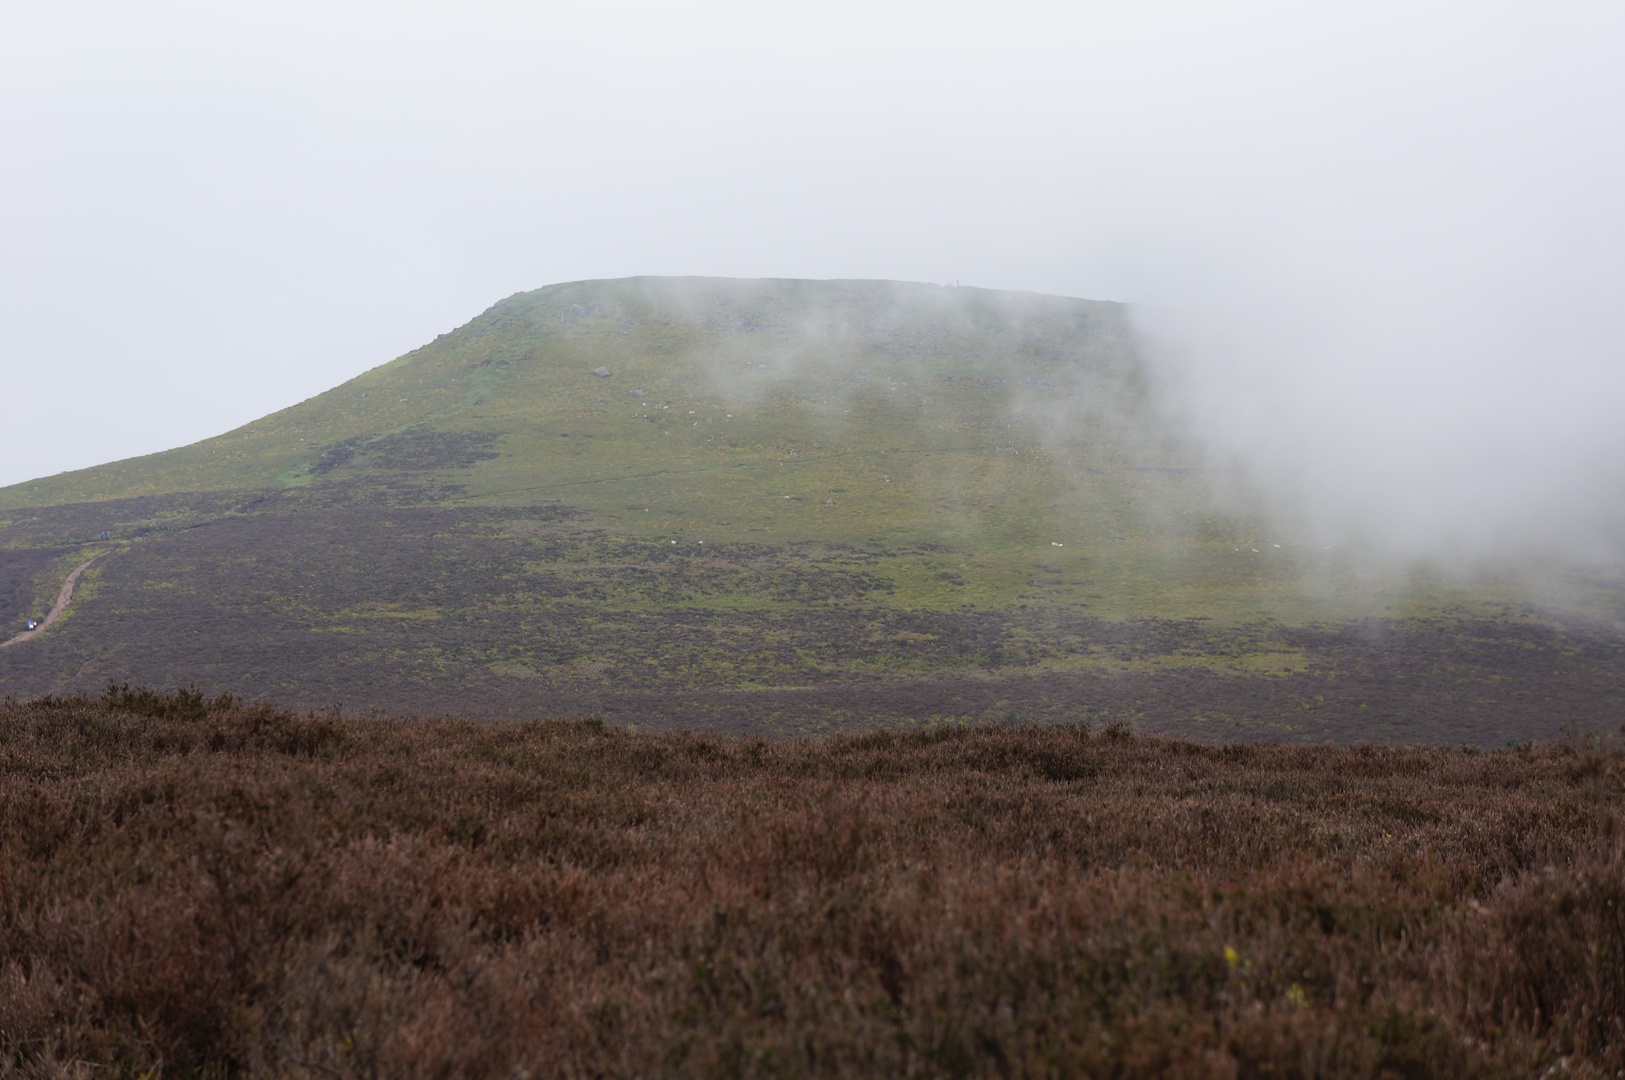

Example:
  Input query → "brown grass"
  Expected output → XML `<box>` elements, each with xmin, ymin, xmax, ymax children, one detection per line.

<box><xmin>2</xmin><ymin>687</ymin><xmax>1622</xmax><ymax>1077</ymax></box>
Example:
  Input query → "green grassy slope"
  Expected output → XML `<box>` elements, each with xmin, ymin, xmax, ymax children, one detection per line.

<box><xmin>1</xmin><ymin>278</ymin><xmax>1620</xmax><ymax>735</ymax></box>
<box><xmin>0</xmin><ymin>278</ymin><xmax>1489</xmax><ymax>618</ymax></box>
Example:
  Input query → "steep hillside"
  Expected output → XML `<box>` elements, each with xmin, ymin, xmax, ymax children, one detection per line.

<box><xmin>2</xmin><ymin>278</ymin><xmax>1621</xmax><ymax>736</ymax></box>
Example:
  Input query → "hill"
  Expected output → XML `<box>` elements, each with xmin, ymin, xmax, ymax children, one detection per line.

<box><xmin>2</xmin><ymin>277</ymin><xmax>1622</xmax><ymax>737</ymax></box>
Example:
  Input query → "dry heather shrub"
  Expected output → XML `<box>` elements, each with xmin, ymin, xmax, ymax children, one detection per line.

<box><xmin>1</xmin><ymin>688</ymin><xmax>1622</xmax><ymax>1077</ymax></box>
<box><xmin>1449</xmin><ymin>840</ymin><xmax>1625</xmax><ymax>1070</ymax></box>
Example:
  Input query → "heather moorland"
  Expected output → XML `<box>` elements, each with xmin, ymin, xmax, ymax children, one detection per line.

<box><xmin>2</xmin><ymin>687</ymin><xmax>1622</xmax><ymax>1077</ymax></box>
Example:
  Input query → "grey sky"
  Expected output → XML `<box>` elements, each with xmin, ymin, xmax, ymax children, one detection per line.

<box><xmin>4</xmin><ymin>2</ymin><xmax>1622</xmax><ymax>563</ymax></box>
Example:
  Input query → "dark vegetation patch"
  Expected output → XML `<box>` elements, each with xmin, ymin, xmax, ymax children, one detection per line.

<box><xmin>0</xmin><ymin>546</ymin><xmax>70</xmax><ymax>626</ymax></box>
<box><xmin>1</xmin><ymin>493</ymin><xmax>1622</xmax><ymax>742</ymax></box>
<box><xmin>525</xmin><ymin>654</ymin><xmax>1625</xmax><ymax>745</ymax></box>
<box><xmin>312</xmin><ymin>428</ymin><xmax>501</xmax><ymax>475</ymax></box>
<box><xmin>2</xmin><ymin>470</ymin><xmax>1621</xmax><ymax>743</ymax></box>
<box><xmin>0</xmin><ymin>490</ymin><xmax>253</xmax><ymax>549</ymax></box>
<box><xmin>2</xmin><ymin>687</ymin><xmax>1621</xmax><ymax>1076</ymax></box>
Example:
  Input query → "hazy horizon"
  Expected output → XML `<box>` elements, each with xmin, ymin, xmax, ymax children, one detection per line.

<box><xmin>4</xmin><ymin>1</ymin><xmax>1622</xmax><ymax>568</ymax></box>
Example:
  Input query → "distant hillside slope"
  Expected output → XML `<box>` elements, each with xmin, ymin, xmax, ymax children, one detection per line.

<box><xmin>2</xmin><ymin>278</ymin><xmax>1621</xmax><ymax>737</ymax></box>
<box><xmin>3</xmin><ymin>279</ymin><xmax>1148</xmax><ymax>531</ymax></box>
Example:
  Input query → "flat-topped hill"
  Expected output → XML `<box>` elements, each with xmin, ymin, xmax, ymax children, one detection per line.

<box><xmin>2</xmin><ymin>278</ymin><xmax>1621</xmax><ymax>736</ymax></box>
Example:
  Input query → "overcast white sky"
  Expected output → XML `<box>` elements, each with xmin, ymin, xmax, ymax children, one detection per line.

<box><xmin>3</xmin><ymin>1</ymin><xmax>1623</xmax><ymax>561</ymax></box>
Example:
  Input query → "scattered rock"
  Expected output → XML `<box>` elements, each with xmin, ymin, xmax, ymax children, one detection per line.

<box><xmin>630</xmin><ymin>388</ymin><xmax>647</xmax><ymax>398</ymax></box>
<box><xmin>592</xmin><ymin>366</ymin><xmax>612</xmax><ymax>378</ymax></box>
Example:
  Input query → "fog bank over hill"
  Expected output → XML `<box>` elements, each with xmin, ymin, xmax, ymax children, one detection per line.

<box><xmin>7</xmin><ymin>2</ymin><xmax>1623</xmax><ymax>508</ymax></box>
<box><xmin>1107</xmin><ymin>6</ymin><xmax>1625</xmax><ymax>570</ymax></box>
<box><xmin>1128</xmin><ymin>259</ymin><xmax>1625</xmax><ymax>569</ymax></box>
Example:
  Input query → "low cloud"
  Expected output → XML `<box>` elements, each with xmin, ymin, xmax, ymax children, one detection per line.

<box><xmin>1106</xmin><ymin>5</ymin><xmax>1625</xmax><ymax>571</ymax></box>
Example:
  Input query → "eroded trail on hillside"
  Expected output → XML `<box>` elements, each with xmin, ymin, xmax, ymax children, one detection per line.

<box><xmin>0</xmin><ymin>552</ymin><xmax>106</xmax><ymax>649</ymax></box>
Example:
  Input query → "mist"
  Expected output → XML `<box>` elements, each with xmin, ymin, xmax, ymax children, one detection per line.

<box><xmin>1109</xmin><ymin>4</ymin><xmax>1625</xmax><ymax>569</ymax></box>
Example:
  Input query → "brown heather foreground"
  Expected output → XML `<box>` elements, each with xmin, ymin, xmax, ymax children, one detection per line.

<box><xmin>2</xmin><ymin>689</ymin><xmax>1623</xmax><ymax>1079</ymax></box>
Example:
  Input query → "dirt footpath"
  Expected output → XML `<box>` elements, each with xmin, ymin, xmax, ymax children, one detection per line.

<box><xmin>0</xmin><ymin>551</ymin><xmax>107</xmax><ymax>649</ymax></box>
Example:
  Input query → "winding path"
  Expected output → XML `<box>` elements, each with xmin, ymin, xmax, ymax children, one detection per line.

<box><xmin>0</xmin><ymin>552</ymin><xmax>108</xmax><ymax>649</ymax></box>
